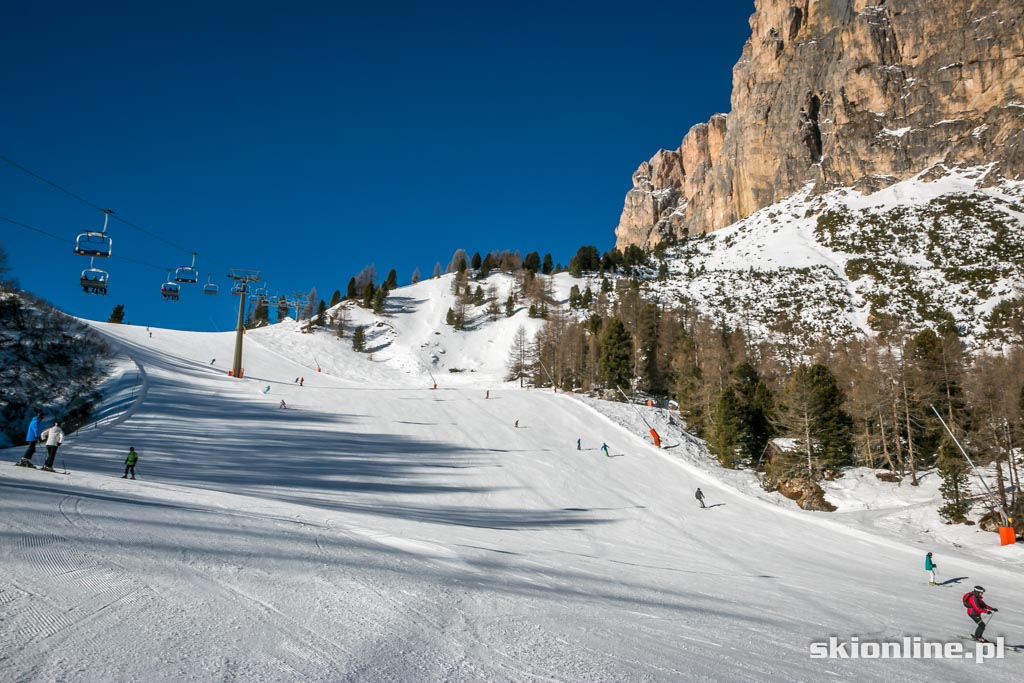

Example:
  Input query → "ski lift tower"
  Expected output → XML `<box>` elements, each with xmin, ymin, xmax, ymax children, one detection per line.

<box><xmin>227</xmin><ymin>269</ymin><xmax>260</xmax><ymax>378</ymax></box>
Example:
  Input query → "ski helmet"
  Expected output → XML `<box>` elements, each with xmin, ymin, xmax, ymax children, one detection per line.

<box><xmin>974</xmin><ymin>586</ymin><xmax>985</xmax><ymax>593</ymax></box>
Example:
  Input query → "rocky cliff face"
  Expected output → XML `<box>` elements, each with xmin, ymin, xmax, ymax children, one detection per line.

<box><xmin>615</xmin><ymin>0</ymin><xmax>1024</xmax><ymax>250</ymax></box>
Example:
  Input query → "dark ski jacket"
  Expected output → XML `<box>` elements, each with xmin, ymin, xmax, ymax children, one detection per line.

<box><xmin>25</xmin><ymin>416</ymin><xmax>41</xmax><ymax>442</ymax></box>
<box><xmin>125</xmin><ymin>450</ymin><xmax>139</xmax><ymax>466</ymax></box>
<box><xmin>964</xmin><ymin>592</ymin><xmax>993</xmax><ymax>616</ymax></box>
<box><xmin>695</xmin><ymin>489</ymin><xmax>705</xmax><ymax>500</ymax></box>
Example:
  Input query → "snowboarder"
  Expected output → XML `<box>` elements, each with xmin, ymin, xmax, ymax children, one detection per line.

<box><xmin>40</xmin><ymin>421</ymin><xmax>64</xmax><ymax>472</ymax></box>
<box><xmin>963</xmin><ymin>586</ymin><xmax>998</xmax><ymax>642</ymax></box>
<box><xmin>600</xmin><ymin>443</ymin><xmax>609</xmax><ymax>457</ymax></box>
<box><xmin>576</xmin><ymin>438</ymin><xmax>581</xmax><ymax>451</ymax></box>
<box><xmin>925</xmin><ymin>552</ymin><xmax>937</xmax><ymax>585</ymax></box>
<box><xmin>19</xmin><ymin>413</ymin><xmax>43</xmax><ymax>466</ymax></box>
<box><xmin>695</xmin><ymin>488</ymin><xmax>706</xmax><ymax>508</ymax></box>
<box><xmin>279</xmin><ymin>400</ymin><xmax>287</xmax><ymax>409</ymax></box>
<box><xmin>122</xmin><ymin>447</ymin><xmax>138</xmax><ymax>479</ymax></box>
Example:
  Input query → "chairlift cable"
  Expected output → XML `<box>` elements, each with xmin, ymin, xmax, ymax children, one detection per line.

<box><xmin>0</xmin><ymin>153</ymin><xmax>208</xmax><ymax>259</ymax></box>
<box><xmin>0</xmin><ymin>214</ymin><xmax>165</xmax><ymax>272</ymax></box>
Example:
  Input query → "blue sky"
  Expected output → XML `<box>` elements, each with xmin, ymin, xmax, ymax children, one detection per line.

<box><xmin>1</xmin><ymin>1</ymin><xmax>753</xmax><ymax>331</ymax></box>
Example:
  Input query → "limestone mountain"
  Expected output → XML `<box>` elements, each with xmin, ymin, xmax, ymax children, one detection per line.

<box><xmin>614</xmin><ymin>0</ymin><xmax>1024</xmax><ymax>250</ymax></box>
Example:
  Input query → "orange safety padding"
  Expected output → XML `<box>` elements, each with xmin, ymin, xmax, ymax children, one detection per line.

<box><xmin>999</xmin><ymin>527</ymin><xmax>1016</xmax><ymax>545</ymax></box>
<box><xmin>227</xmin><ymin>370</ymin><xmax>233</xmax><ymax>377</ymax></box>
<box><xmin>646</xmin><ymin>400</ymin><xmax>653</xmax><ymax>407</ymax></box>
<box><xmin>650</xmin><ymin>429</ymin><xmax>661</xmax><ymax>449</ymax></box>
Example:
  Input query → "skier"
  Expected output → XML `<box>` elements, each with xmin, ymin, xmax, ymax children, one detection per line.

<box><xmin>601</xmin><ymin>443</ymin><xmax>609</xmax><ymax>457</ymax></box>
<box><xmin>963</xmin><ymin>586</ymin><xmax>998</xmax><ymax>643</ymax></box>
<box><xmin>263</xmin><ymin>386</ymin><xmax>271</xmax><ymax>394</ymax></box>
<box><xmin>576</xmin><ymin>438</ymin><xmax>581</xmax><ymax>451</ymax></box>
<box><xmin>486</xmin><ymin>390</ymin><xmax>490</xmax><ymax>399</ymax></box>
<box><xmin>122</xmin><ymin>447</ymin><xmax>138</xmax><ymax>479</ymax></box>
<box><xmin>695</xmin><ymin>488</ymin><xmax>706</xmax><ymax>508</ymax></box>
<box><xmin>925</xmin><ymin>552</ymin><xmax>937</xmax><ymax>586</ymax></box>
<box><xmin>210</xmin><ymin>358</ymin><xmax>216</xmax><ymax>365</ymax></box>
<box><xmin>18</xmin><ymin>413</ymin><xmax>43</xmax><ymax>466</ymax></box>
<box><xmin>280</xmin><ymin>399</ymin><xmax>287</xmax><ymax>409</ymax></box>
<box><xmin>300</xmin><ymin>377</ymin><xmax>304</xmax><ymax>387</ymax></box>
<box><xmin>40</xmin><ymin>421</ymin><xmax>64</xmax><ymax>472</ymax></box>
<box><xmin>514</xmin><ymin>419</ymin><xmax>519</xmax><ymax>428</ymax></box>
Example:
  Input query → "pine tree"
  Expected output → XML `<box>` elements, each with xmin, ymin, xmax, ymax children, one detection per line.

<box><xmin>352</xmin><ymin>325</ymin><xmax>366</xmax><ymax>351</ymax></box>
<box><xmin>107</xmin><ymin>304</ymin><xmax>125</xmax><ymax>324</ymax></box>
<box><xmin>346</xmin><ymin>277</ymin><xmax>357</xmax><ymax>300</ymax></box>
<box><xmin>446</xmin><ymin>308</ymin><xmax>456</xmax><ymax>327</ymax></box>
<box><xmin>711</xmin><ymin>387</ymin><xmax>745</xmax><ymax>468</ymax></box>
<box><xmin>433</xmin><ymin>262</ymin><xmax>443</xmax><ymax>278</ymax></box>
<box><xmin>777</xmin><ymin>363</ymin><xmax>853</xmax><ymax>479</ymax></box>
<box><xmin>480</xmin><ymin>255</ymin><xmax>492</xmax><ymax>278</ymax></box>
<box><xmin>372</xmin><ymin>287</ymin><xmax>387</xmax><ymax>314</ymax></box>
<box><xmin>411</xmin><ymin>267</ymin><xmax>421</xmax><ymax>284</ymax></box>
<box><xmin>598</xmin><ymin>318</ymin><xmax>633</xmax><ymax>393</ymax></box>
<box><xmin>316</xmin><ymin>300</ymin><xmax>327</xmax><ymax>326</ymax></box>
<box><xmin>361</xmin><ymin>283</ymin><xmax>374</xmax><ymax>308</ymax></box>
<box><xmin>329</xmin><ymin>290</ymin><xmax>342</xmax><ymax>308</ymax></box>
<box><xmin>505</xmin><ymin>295</ymin><xmax>515</xmax><ymax>317</ymax></box>
<box><xmin>524</xmin><ymin>251</ymin><xmax>540</xmax><ymax>273</ymax></box>
<box><xmin>542</xmin><ymin>253</ymin><xmax>553</xmax><ymax>275</ymax></box>
<box><xmin>937</xmin><ymin>438</ymin><xmax>970</xmax><ymax>522</ymax></box>
<box><xmin>384</xmin><ymin>269</ymin><xmax>397</xmax><ymax>291</ymax></box>
<box><xmin>471</xmin><ymin>252</ymin><xmax>482</xmax><ymax>269</ymax></box>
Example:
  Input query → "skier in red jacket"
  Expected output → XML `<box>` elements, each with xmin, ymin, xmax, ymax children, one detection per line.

<box><xmin>963</xmin><ymin>586</ymin><xmax>998</xmax><ymax>643</ymax></box>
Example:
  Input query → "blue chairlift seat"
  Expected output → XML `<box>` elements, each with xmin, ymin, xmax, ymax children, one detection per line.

<box><xmin>161</xmin><ymin>282</ymin><xmax>181</xmax><ymax>302</ymax></box>
<box><xmin>80</xmin><ymin>268</ymin><xmax>109</xmax><ymax>295</ymax></box>
<box><xmin>174</xmin><ymin>266</ymin><xmax>199</xmax><ymax>284</ymax></box>
<box><xmin>74</xmin><ymin>232</ymin><xmax>113</xmax><ymax>258</ymax></box>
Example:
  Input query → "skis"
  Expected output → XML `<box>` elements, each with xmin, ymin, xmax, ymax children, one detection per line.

<box><xmin>14</xmin><ymin>459</ymin><xmax>37</xmax><ymax>469</ymax></box>
<box><xmin>14</xmin><ymin>460</ymin><xmax>69</xmax><ymax>474</ymax></box>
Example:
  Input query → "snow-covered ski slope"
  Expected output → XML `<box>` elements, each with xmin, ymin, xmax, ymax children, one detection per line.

<box><xmin>2</xmin><ymin>317</ymin><xmax>1022</xmax><ymax>682</ymax></box>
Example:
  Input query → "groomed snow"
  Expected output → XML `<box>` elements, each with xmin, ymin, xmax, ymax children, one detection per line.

<box><xmin>2</xmin><ymin>304</ymin><xmax>1022</xmax><ymax>681</ymax></box>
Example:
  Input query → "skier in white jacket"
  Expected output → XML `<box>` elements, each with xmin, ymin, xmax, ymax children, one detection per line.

<box><xmin>40</xmin><ymin>422</ymin><xmax>64</xmax><ymax>472</ymax></box>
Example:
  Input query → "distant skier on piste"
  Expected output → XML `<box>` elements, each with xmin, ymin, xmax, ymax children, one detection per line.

<box><xmin>963</xmin><ymin>586</ymin><xmax>998</xmax><ymax>643</ymax></box>
<box><xmin>600</xmin><ymin>443</ymin><xmax>609</xmax><ymax>457</ymax></box>
<box><xmin>576</xmin><ymin>438</ymin><xmax>581</xmax><ymax>451</ymax></box>
<box><xmin>40</xmin><ymin>421</ymin><xmax>64</xmax><ymax>472</ymax></box>
<box><xmin>925</xmin><ymin>552</ymin><xmax>937</xmax><ymax>585</ymax></box>
<box><xmin>695</xmin><ymin>488</ymin><xmax>706</xmax><ymax>508</ymax></box>
<box><xmin>18</xmin><ymin>413</ymin><xmax>43</xmax><ymax>466</ymax></box>
<box><xmin>122</xmin><ymin>447</ymin><xmax>138</xmax><ymax>479</ymax></box>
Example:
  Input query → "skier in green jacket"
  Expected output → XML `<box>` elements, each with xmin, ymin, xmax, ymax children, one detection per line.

<box><xmin>925</xmin><ymin>551</ymin><xmax>937</xmax><ymax>585</ymax></box>
<box><xmin>122</xmin><ymin>447</ymin><xmax>139</xmax><ymax>480</ymax></box>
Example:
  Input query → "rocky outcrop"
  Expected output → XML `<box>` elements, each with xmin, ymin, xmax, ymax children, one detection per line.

<box><xmin>615</xmin><ymin>0</ymin><xmax>1024</xmax><ymax>250</ymax></box>
<box><xmin>763</xmin><ymin>476</ymin><xmax>837</xmax><ymax>512</ymax></box>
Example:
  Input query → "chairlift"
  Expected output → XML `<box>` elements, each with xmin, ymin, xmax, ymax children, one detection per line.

<box><xmin>79</xmin><ymin>257</ymin><xmax>109</xmax><ymax>295</ymax></box>
<box><xmin>161</xmin><ymin>270</ymin><xmax>181</xmax><ymax>302</ymax></box>
<box><xmin>203</xmin><ymin>274</ymin><xmax>219</xmax><ymax>296</ymax></box>
<box><xmin>248</xmin><ymin>285</ymin><xmax>268</xmax><ymax>304</ymax></box>
<box><xmin>74</xmin><ymin>208</ymin><xmax>114</xmax><ymax>258</ymax></box>
<box><xmin>174</xmin><ymin>252</ymin><xmax>199</xmax><ymax>284</ymax></box>
<box><xmin>231</xmin><ymin>282</ymin><xmax>246</xmax><ymax>296</ymax></box>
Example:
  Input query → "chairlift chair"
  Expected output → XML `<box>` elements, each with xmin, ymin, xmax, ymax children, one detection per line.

<box><xmin>174</xmin><ymin>252</ymin><xmax>199</xmax><ymax>284</ymax></box>
<box><xmin>231</xmin><ymin>282</ymin><xmax>246</xmax><ymax>296</ymax></box>
<box><xmin>74</xmin><ymin>208</ymin><xmax>114</xmax><ymax>258</ymax></box>
<box><xmin>203</xmin><ymin>274</ymin><xmax>219</xmax><ymax>295</ymax></box>
<box><xmin>79</xmin><ymin>257</ymin><xmax>109</xmax><ymax>295</ymax></box>
<box><xmin>161</xmin><ymin>270</ymin><xmax>181</xmax><ymax>301</ymax></box>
